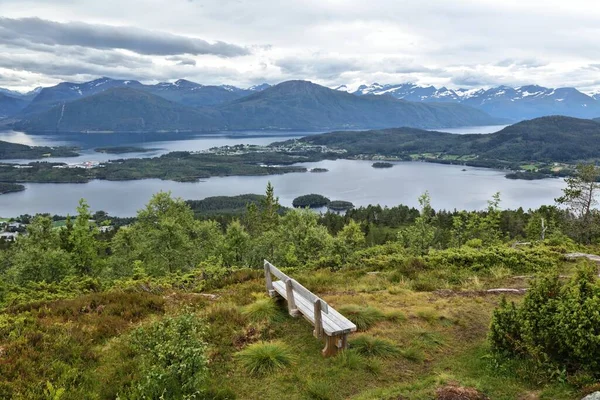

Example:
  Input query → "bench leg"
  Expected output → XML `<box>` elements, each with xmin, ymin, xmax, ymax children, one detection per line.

<box><xmin>321</xmin><ymin>333</ymin><xmax>350</xmax><ymax>357</ymax></box>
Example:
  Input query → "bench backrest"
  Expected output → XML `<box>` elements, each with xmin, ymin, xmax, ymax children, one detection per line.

<box><xmin>264</xmin><ymin>260</ymin><xmax>329</xmax><ymax>314</ymax></box>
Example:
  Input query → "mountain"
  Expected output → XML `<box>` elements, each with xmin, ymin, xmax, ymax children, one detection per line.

<box><xmin>296</xmin><ymin>116</ymin><xmax>600</xmax><ymax>163</ymax></box>
<box><xmin>215</xmin><ymin>80</ymin><xmax>501</xmax><ymax>130</ymax></box>
<box><xmin>344</xmin><ymin>83</ymin><xmax>600</xmax><ymax>121</ymax></box>
<box><xmin>0</xmin><ymin>93</ymin><xmax>29</xmax><ymax>118</ymax></box>
<box><xmin>144</xmin><ymin>79</ymin><xmax>255</xmax><ymax>107</ymax></box>
<box><xmin>15</xmin><ymin>88</ymin><xmax>225</xmax><ymax>132</ymax></box>
<box><xmin>594</xmin><ymin>117</ymin><xmax>600</xmax><ymax>122</ymax></box>
<box><xmin>15</xmin><ymin>80</ymin><xmax>502</xmax><ymax>132</ymax></box>
<box><xmin>19</xmin><ymin>78</ymin><xmax>144</xmax><ymax>116</ymax></box>
<box><xmin>15</xmin><ymin>78</ymin><xmax>271</xmax><ymax>117</ymax></box>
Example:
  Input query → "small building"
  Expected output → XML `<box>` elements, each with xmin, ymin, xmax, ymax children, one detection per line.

<box><xmin>99</xmin><ymin>226</ymin><xmax>114</xmax><ymax>233</ymax></box>
<box><xmin>7</xmin><ymin>222</ymin><xmax>26</xmax><ymax>232</ymax></box>
<box><xmin>0</xmin><ymin>232</ymin><xmax>19</xmax><ymax>242</ymax></box>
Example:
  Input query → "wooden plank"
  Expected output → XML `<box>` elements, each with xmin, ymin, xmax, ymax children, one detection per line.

<box><xmin>313</xmin><ymin>299</ymin><xmax>323</xmax><ymax>339</ymax></box>
<box><xmin>264</xmin><ymin>260</ymin><xmax>290</xmax><ymax>282</ymax></box>
<box><xmin>290</xmin><ymin>279</ymin><xmax>329</xmax><ymax>314</ymax></box>
<box><xmin>285</xmin><ymin>279</ymin><xmax>299</xmax><ymax>316</ymax></box>
<box><xmin>271</xmin><ymin>281</ymin><xmax>356</xmax><ymax>335</ymax></box>
<box><xmin>264</xmin><ymin>260</ymin><xmax>275</xmax><ymax>296</ymax></box>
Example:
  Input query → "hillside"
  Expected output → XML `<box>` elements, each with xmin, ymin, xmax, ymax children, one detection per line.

<box><xmin>296</xmin><ymin>116</ymin><xmax>600</xmax><ymax>163</ymax></box>
<box><xmin>0</xmin><ymin>190</ymin><xmax>594</xmax><ymax>399</ymax></box>
<box><xmin>217</xmin><ymin>80</ymin><xmax>501</xmax><ymax>130</ymax></box>
<box><xmin>14</xmin><ymin>88</ymin><xmax>226</xmax><ymax>132</ymax></box>
<box><xmin>0</xmin><ymin>140</ymin><xmax>79</xmax><ymax>159</ymax></box>
<box><xmin>0</xmin><ymin>93</ymin><xmax>28</xmax><ymax>118</ymax></box>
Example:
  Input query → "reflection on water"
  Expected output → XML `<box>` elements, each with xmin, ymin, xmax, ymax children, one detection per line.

<box><xmin>0</xmin><ymin>160</ymin><xmax>565</xmax><ymax>217</ymax></box>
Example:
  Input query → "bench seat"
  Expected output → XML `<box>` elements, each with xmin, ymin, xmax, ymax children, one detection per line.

<box><xmin>272</xmin><ymin>280</ymin><xmax>356</xmax><ymax>336</ymax></box>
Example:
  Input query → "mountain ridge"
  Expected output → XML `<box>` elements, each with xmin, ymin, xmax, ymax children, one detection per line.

<box><xmin>13</xmin><ymin>81</ymin><xmax>502</xmax><ymax>132</ymax></box>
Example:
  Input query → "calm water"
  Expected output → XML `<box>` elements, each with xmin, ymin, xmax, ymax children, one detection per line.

<box><xmin>0</xmin><ymin>160</ymin><xmax>565</xmax><ymax>217</ymax></box>
<box><xmin>0</xmin><ymin>125</ymin><xmax>565</xmax><ymax>216</ymax></box>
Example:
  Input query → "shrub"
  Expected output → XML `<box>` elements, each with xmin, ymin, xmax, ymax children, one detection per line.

<box><xmin>241</xmin><ymin>298</ymin><xmax>282</xmax><ymax>323</ymax></box>
<box><xmin>127</xmin><ymin>313</ymin><xmax>209</xmax><ymax>398</ymax></box>
<box><xmin>337</xmin><ymin>304</ymin><xmax>385</xmax><ymax>331</ymax></box>
<box><xmin>304</xmin><ymin>380</ymin><xmax>333</xmax><ymax>400</ymax></box>
<box><xmin>350</xmin><ymin>335</ymin><xmax>401</xmax><ymax>358</ymax></box>
<box><xmin>489</xmin><ymin>265</ymin><xmax>600</xmax><ymax>378</ymax></box>
<box><xmin>236</xmin><ymin>341</ymin><xmax>294</xmax><ymax>375</ymax></box>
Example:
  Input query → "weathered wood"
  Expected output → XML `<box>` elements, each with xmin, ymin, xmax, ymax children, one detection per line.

<box><xmin>264</xmin><ymin>260</ymin><xmax>290</xmax><ymax>281</ymax></box>
<box><xmin>264</xmin><ymin>260</ymin><xmax>275</xmax><ymax>297</ymax></box>
<box><xmin>285</xmin><ymin>279</ymin><xmax>300</xmax><ymax>317</ymax></box>
<box><xmin>313</xmin><ymin>300</ymin><xmax>323</xmax><ymax>339</ymax></box>
<box><xmin>265</xmin><ymin>260</ymin><xmax>357</xmax><ymax>357</ymax></box>
<box><xmin>322</xmin><ymin>335</ymin><xmax>338</xmax><ymax>357</ymax></box>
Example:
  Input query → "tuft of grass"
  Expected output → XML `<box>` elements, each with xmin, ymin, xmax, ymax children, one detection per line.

<box><xmin>304</xmin><ymin>380</ymin><xmax>334</xmax><ymax>400</ymax></box>
<box><xmin>350</xmin><ymin>335</ymin><xmax>401</xmax><ymax>358</ymax></box>
<box><xmin>399</xmin><ymin>347</ymin><xmax>425</xmax><ymax>363</ymax></box>
<box><xmin>205</xmin><ymin>302</ymin><xmax>246</xmax><ymax>326</ymax></box>
<box><xmin>337</xmin><ymin>304</ymin><xmax>385</xmax><ymax>331</ymax></box>
<box><xmin>236</xmin><ymin>341</ymin><xmax>294</xmax><ymax>375</ymax></box>
<box><xmin>385</xmin><ymin>310</ymin><xmax>407</xmax><ymax>322</ymax></box>
<box><xmin>241</xmin><ymin>298</ymin><xmax>282</xmax><ymax>323</ymax></box>
<box><xmin>415</xmin><ymin>308</ymin><xmax>439</xmax><ymax>324</ymax></box>
<box><xmin>332</xmin><ymin>349</ymin><xmax>365</xmax><ymax>370</ymax></box>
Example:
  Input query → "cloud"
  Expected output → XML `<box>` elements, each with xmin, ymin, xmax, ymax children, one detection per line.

<box><xmin>167</xmin><ymin>56</ymin><xmax>197</xmax><ymax>66</ymax></box>
<box><xmin>0</xmin><ymin>17</ymin><xmax>250</xmax><ymax>57</ymax></box>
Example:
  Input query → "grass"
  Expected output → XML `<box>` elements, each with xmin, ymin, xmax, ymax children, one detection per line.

<box><xmin>350</xmin><ymin>335</ymin><xmax>401</xmax><ymax>358</ymax></box>
<box><xmin>0</xmin><ymin>252</ymin><xmax>587</xmax><ymax>399</ymax></box>
<box><xmin>236</xmin><ymin>341</ymin><xmax>294</xmax><ymax>375</ymax></box>
<box><xmin>241</xmin><ymin>297</ymin><xmax>283</xmax><ymax>323</ymax></box>
<box><xmin>337</xmin><ymin>304</ymin><xmax>386</xmax><ymax>331</ymax></box>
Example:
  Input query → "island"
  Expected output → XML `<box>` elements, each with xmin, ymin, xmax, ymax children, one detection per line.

<box><xmin>0</xmin><ymin>182</ymin><xmax>25</xmax><ymax>195</ymax></box>
<box><xmin>0</xmin><ymin>140</ymin><xmax>79</xmax><ymax>160</ymax></box>
<box><xmin>372</xmin><ymin>162</ymin><xmax>394</xmax><ymax>168</ymax></box>
<box><xmin>328</xmin><ymin>200</ymin><xmax>354</xmax><ymax>211</ymax></box>
<box><xmin>292</xmin><ymin>194</ymin><xmax>330</xmax><ymax>208</ymax></box>
<box><xmin>95</xmin><ymin>146</ymin><xmax>159</xmax><ymax>154</ymax></box>
<box><xmin>310</xmin><ymin>168</ymin><xmax>328</xmax><ymax>173</ymax></box>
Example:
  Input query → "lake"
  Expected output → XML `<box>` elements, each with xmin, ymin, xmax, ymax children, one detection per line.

<box><xmin>0</xmin><ymin>125</ymin><xmax>566</xmax><ymax>217</ymax></box>
<box><xmin>0</xmin><ymin>160</ymin><xmax>565</xmax><ymax>217</ymax></box>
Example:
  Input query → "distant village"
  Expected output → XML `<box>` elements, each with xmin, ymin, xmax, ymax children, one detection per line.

<box><xmin>200</xmin><ymin>141</ymin><xmax>347</xmax><ymax>156</ymax></box>
<box><xmin>0</xmin><ymin>218</ymin><xmax>115</xmax><ymax>243</ymax></box>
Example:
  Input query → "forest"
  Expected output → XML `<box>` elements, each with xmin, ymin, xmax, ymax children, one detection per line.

<box><xmin>1</xmin><ymin>166</ymin><xmax>600</xmax><ymax>399</ymax></box>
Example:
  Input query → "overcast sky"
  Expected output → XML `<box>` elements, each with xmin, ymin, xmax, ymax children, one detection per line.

<box><xmin>0</xmin><ymin>0</ymin><xmax>599</xmax><ymax>93</ymax></box>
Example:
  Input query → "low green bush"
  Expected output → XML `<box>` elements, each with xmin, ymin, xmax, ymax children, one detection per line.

<box><xmin>490</xmin><ymin>264</ymin><xmax>600</xmax><ymax>379</ymax></box>
<box><xmin>126</xmin><ymin>313</ymin><xmax>209</xmax><ymax>399</ymax></box>
<box><xmin>236</xmin><ymin>341</ymin><xmax>294</xmax><ymax>375</ymax></box>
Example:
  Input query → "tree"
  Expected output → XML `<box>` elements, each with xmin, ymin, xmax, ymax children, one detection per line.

<box><xmin>260</xmin><ymin>182</ymin><xmax>280</xmax><ymax>232</ymax></box>
<box><xmin>555</xmin><ymin>164</ymin><xmax>600</xmax><ymax>243</ymax></box>
<box><xmin>223</xmin><ymin>220</ymin><xmax>250</xmax><ymax>267</ymax></box>
<box><xmin>8</xmin><ymin>216</ymin><xmax>71</xmax><ymax>283</ymax></box>
<box><xmin>70</xmin><ymin>199</ymin><xmax>100</xmax><ymax>276</ymax></box>
<box><xmin>398</xmin><ymin>192</ymin><xmax>436</xmax><ymax>255</ymax></box>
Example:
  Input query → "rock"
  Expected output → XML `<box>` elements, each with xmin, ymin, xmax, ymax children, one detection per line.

<box><xmin>582</xmin><ymin>392</ymin><xmax>600</xmax><ymax>400</ymax></box>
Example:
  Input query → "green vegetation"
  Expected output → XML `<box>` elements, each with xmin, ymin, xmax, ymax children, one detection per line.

<box><xmin>328</xmin><ymin>200</ymin><xmax>354</xmax><ymax>211</ymax></box>
<box><xmin>293</xmin><ymin>194</ymin><xmax>330</xmax><ymax>208</ymax></box>
<box><xmin>490</xmin><ymin>265</ymin><xmax>600</xmax><ymax>380</ymax></box>
<box><xmin>0</xmin><ymin>182</ymin><xmax>24</xmax><ymax>194</ymax></box>
<box><xmin>186</xmin><ymin>194</ymin><xmax>265</xmax><ymax>216</ymax></box>
<box><xmin>311</xmin><ymin>168</ymin><xmax>328</xmax><ymax>173</ymax></box>
<box><xmin>236</xmin><ymin>341</ymin><xmax>295</xmax><ymax>375</ymax></box>
<box><xmin>94</xmin><ymin>146</ymin><xmax>157</xmax><ymax>154</ymax></box>
<box><xmin>372</xmin><ymin>162</ymin><xmax>393</xmax><ymax>168</ymax></box>
<box><xmin>1</xmin><ymin>173</ymin><xmax>600</xmax><ymax>398</ymax></box>
<box><xmin>350</xmin><ymin>335</ymin><xmax>401</xmax><ymax>358</ymax></box>
<box><xmin>0</xmin><ymin>140</ymin><xmax>78</xmax><ymax>160</ymax></box>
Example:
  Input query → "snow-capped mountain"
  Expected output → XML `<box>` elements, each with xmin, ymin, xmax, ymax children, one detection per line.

<box><xmin>341</xmin><ymin>83</ymin><xmax>600</xmax><ymax>120</ymax></box>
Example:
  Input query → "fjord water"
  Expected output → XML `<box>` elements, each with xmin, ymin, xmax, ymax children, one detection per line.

<box><xmin>0</xmin><ymin>126</ymin><xmax>565</xmax><ymax>217</ymax></box>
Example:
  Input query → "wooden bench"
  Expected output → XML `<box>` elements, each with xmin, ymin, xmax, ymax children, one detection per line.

<box><xmin>264</xmin><ymin>260</ymin><xmax>357</xmax><ymax>357</ymax></box>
